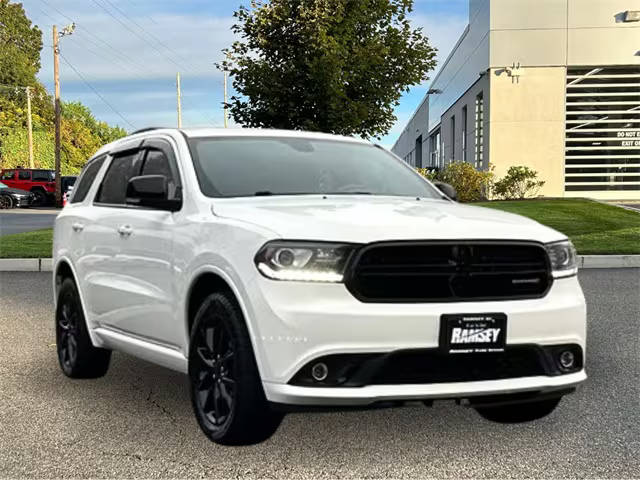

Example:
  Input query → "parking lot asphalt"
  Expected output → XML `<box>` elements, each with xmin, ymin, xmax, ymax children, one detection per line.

<box><xmin>0</xmin><ymin>208</ymin><xmax>59</xmax><ymax>236</ymax></box>
<box><xmin>0</xmin><ymin>269</ymin><xmax>638</xmax><ymax>478</ymax></box>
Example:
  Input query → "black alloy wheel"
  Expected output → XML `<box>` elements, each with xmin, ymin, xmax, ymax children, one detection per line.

<box><xmin>189</xmin><ymin>292</ymin><xmax>283</xmax><ymax>445</ymax></box>
<box><xmin>192</xmin><ymin>317</ymin><xmax>236</xmax><ymax>429</ymax></box>
<box><xmin>0</xmin><ymin>195</ymin><xmax>13</xmax><ymax>209</ymax></box>
<box><xmin>55</xmin><ymin>278</ymin><xmax>111</xmax><ymax>378</ymax></box>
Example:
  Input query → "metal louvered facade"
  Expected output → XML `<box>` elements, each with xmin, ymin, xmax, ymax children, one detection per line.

<box><xmin>565</xmin><ymin>67</ymin><xmax>640</xmax><ymax>194</ymax></box>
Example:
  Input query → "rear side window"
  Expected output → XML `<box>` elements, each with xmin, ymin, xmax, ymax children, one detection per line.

<box><xmin>18</xmin><ymin>171</ymin><xmax>31</xmax><ymax>180</ymax></box>
<box><xmin>32</xmin><ymin>170</ymin><xmax>53</xmax><ymax>181</ymax></box>
<box><xmin>95</xmin><ymin>152</ymin><xmax>140</xmax><ymax>205</ymax></box>
<box><xmin>1</xmin><ymin>170</ymin><xmax>15</xmax><ymax>180</ymax></box>
<box><xmin>71</xmin><ymin>157</ymin><xmax>105</xmax><ymax>204</ymax></box>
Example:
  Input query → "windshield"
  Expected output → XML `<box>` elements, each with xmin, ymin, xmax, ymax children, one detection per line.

<box><xmin>188</xmin><ymin>137</ymin><xmax>441</xmax><ymax>199</ymax></box>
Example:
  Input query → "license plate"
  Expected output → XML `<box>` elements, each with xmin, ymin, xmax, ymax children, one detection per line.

<box><xmin>440</xmin><ymin>313</ymin><xmax>507</xmax><ymax>354</ymax></box>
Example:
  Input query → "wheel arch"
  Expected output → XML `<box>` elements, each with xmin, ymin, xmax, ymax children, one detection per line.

<box><xmin>184</xmin><ymin>266</ymin><xmax>263</xmax><ymax>374</ymax></box>
<box><xmin>53</xmin><ymin>257</ymin><xmax>102</xmax><ymax>347</ymax></box>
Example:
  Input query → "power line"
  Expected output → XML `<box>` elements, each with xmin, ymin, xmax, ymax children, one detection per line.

<box><xmin>59</xmin><ymin>53</ymin><xmax>136</xmax><ymax>130</ymax></box>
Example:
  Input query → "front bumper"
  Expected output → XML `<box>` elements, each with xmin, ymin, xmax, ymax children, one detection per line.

<box><xmin>264</xmin><ymin>371</ymin><xmax>586</xmax><ymax>406</ymax></box>
<box><xmin>245</xmin><ymin>274</ymin><xmax>587</xmax><ymax>404</ymax></box>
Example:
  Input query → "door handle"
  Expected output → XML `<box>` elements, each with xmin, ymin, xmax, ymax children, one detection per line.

<box><xmin>71</xmin><ymin>222</ymin><xmax>84</xmax><ymax>232</ymax></box>
<box><xmin>117</xmin><ymin>225</ymin><xmax>133</xmax><ymax>237</ymax></box>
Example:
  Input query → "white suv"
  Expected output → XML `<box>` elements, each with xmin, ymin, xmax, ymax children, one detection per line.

<box><xmin>53</xmin><ymin>128</ymin><xmax>586</xmax><ymax>445</ymax></box>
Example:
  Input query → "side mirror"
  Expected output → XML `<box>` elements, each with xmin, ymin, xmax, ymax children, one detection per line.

<box><xmin>126</xmin><ymin>175</ymin><xmax>181</xmax><ymax>211</ymax></box>
<box><xmin>433</xmin><ymin>181</ymin><xmax>458</xmax><ymax>201</ymax></box>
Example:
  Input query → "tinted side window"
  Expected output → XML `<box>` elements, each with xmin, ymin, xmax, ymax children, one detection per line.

<box><xmin>95</xmin><ymin>152</ymin><xmax>139</xmax><ymax>205</ymax></box>
<box><xmin>18</xmin><ymin>171</ymin><xmax>31</xmax><ymax>180</ymax></box>
<box><xmin>71</xmin><ymin>157</ymin><xmax>105</xmax><ymax>204</ymax></box>
<box><xmin>1</xmin><ymin>170</ymin><xmax>15</xmax><ymax>180</ymax></box>
<box><xmin>141</xmin><ymin>149</ymin><xmax>177</xmax><ymax>197</ymax></box>
<box><xmin>32</xmin><ymin>170</ymin><xmax>52</xmax><ymax>181</ymax></box>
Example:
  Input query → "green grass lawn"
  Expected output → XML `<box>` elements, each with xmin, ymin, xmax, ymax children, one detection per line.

<box><xmin>0</xmin><ymin>199</ymin><xmax>638</xmax><ymax>257</ymax></box>
<box><xmin>475</xmin><ymin>198</ymin><xmax>640</xmax><ymax>255</ymax></box>
<box><xmin>0</xmin><ymin>228</ymin><xmax>53</xmax><ymax>258</ymax></box>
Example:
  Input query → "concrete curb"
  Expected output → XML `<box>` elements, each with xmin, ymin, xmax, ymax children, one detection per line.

<box><xmin>1</xmin><ymin>256</ymin><xmax>639</xmax><ymax>272</ymax></box>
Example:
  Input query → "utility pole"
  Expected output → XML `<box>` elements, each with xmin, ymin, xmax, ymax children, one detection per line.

<box><xmin>25</xmin><ymin>86</ymin><xmax>34</xmax><ymax>169</ymax></box>
<box><xmin>223</xmin><ymin>68</ymin><xmax>228</xmax><ymax>128</ymax></box>
<box><xmin>53</xmin><ymin>25</ymin><xmax>62</xmax><ymax>207</ymax></box>
<box><xmin>52</xmin><ymin>23</ymin><xmax>74</xmax><ymax>207</ymax></box>
<box><xmin>176</xmin><ymin>72</ymin><xmax>182</xmax><ymax>128</ymax></box>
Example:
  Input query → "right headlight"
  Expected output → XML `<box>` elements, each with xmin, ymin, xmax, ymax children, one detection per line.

<box><xmin>254</xmin><ymin>241</ymin><xmax>357</xmax><ymax>283</ymax></box>
<box><xmin>545</xmin><ymin>240</ymin><xmax>578</xmax><ymax>278</ymax></box>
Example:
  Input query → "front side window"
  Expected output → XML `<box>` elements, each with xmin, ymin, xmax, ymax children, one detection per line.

<box><xmin>72</xmin><ymin>156</ymin><xmax>105</xmax><ymax>204</ymax></box>
<box><xmin>188</xmin><ymin>137</ymin><xmax>441</xmax><ymax>199</ymax></box>
<box><xmin>140</xmin><ymin>149</ymin><xmax>178</xmax><ymax>198</ymax></box>
<box><xmin>1</xmin><ymin>170</ymin><xmax>15</xmax><ymax>180</ymax></box>
<box><xmin>95</xmin><ymin>152</ymin><xmax>139</xmax><ymax>205</ymax></box>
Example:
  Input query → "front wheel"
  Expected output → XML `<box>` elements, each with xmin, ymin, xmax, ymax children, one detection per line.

<box><xmin>0</xmin><ymin>195</ymin><xmax>13</xmax><ymax>209</ymax></box>
<box><xmin>475</xmin><ymin>397</ymin><xmax>561</xmax><ymax>423</ymax></box>
<box><xmin>189</xmin><ymin>292</ymin><xmax>283</xmax><ymax>445</ymax></box>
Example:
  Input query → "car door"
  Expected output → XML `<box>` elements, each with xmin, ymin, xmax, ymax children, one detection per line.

<box><xmin>1</xmin><ymin>170</ymin><xmax>16</xmax><ymax>189</ymax></box>
<box><xmin>97</xmin><ymin>138</ymin><xmax>181</xmax><ymax>348</ymax></box>
<box><xmin>16</xmin><ymin>170</ymin><xmax>31</xmax><ymax>191</ymax></box>
<box><xmin>81</xmin><ymin>142</ymin><xmax>144</xmax><ymax>330</ymax></box>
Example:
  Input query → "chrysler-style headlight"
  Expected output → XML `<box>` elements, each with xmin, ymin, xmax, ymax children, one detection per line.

<box><xmin>545</xmin><ymin>240</ymin><xmax>578</xmax><ymax>278</ymax></box>
<box><xmin>255</xmin><ymin>241</ymin><xmax>356</xmax><ymax>282</ymax></box>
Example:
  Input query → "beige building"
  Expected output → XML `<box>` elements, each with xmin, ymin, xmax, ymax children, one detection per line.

<box><xmin>392</xmin><ymin>0</ymin><xmax>640</xmax><ymax>200</ymax></box>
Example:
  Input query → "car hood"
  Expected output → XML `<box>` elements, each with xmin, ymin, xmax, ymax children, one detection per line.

<box><xmin>211</xmin><ymin>196</ymin><xmax>566</xmax><ymax>244</ymax></box>
<box><xmin>1</xmin><ymin>187</ymin><xmax>31</xmax><ymax>196</ymax></box>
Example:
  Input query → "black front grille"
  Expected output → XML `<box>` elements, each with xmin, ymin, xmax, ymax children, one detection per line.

<box><xmin>345</xmin><ymin>241</ymin><xmax>551</xmax><ymax>302</ymax></box>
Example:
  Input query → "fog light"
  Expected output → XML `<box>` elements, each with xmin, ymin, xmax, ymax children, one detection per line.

<box><xmin>311</xmin><ymin>362</ymin><xmax>329</xmax><ymax>381</ymax></box>
<box><xmin>559</xmin><ymin>350</ymin><xmax>575</xmax><ymax>369</ymax></box>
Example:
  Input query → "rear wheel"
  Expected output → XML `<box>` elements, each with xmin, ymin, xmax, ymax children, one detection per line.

<box><xmin>0</xmin><ymin>195</ymin><xmax>13</xmax><ymax>209</ymax></box>
<box><xmin>189</xmin><ymin>292</ymin><xmax>283</xmax><ymax>445</ymax></box>
<box><xmin>475</xmin><ymin>397</ymin><xmax>561</xmax><ymax>423</ymax></box>
<box><xmin>56</xmin><ymin>278</ymin><xmax>111</xmax><ymax>378</ymax></box>
<box><xmin>31</xmin><ymin>189</ymin><xmax>46</xmax><ymax>206</ymax></box>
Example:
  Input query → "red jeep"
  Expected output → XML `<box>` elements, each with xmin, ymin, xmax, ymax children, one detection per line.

<box><xmin>0</xmin><ymin>167</ymin><xmax>55</xmax><ymax>206</ymax></box>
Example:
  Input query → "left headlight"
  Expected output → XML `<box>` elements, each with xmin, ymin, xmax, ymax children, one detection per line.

<box><xmin>545</xmin><ymin>240</ymin><xmax>578</xmax><ymax>278</ymax></box>
<box><xmin>255</xmin><ymin>241</ymin><xmax>357</xmax><ymax>283</ymax></box>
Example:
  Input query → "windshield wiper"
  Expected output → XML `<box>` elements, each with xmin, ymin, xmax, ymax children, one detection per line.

<box><xmin>323</xmin><ymin>191</ymin><xmax>372</xmax><ymax>195</ymax></box>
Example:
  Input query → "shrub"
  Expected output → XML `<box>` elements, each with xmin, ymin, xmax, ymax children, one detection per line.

<box><xmin>494</xmin><ymin>166</ymin><xmax>545</xmax><ymax>200</ymax></box>
<box><xmin>418</xmin><ymin>162</ymin><xmax>494</xmax><ymax>202</ymax></box>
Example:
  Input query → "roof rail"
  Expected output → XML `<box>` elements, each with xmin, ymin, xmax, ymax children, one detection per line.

<box><xmin>129</xmin><ymin>127</ymin><xmax>170</xmax><ymax>135</ymax></box>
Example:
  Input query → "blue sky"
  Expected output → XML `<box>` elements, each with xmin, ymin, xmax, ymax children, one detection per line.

<box><xmin>21</xmin><ymin>0</ymin><xmax>468</xmax><ymax>147</ymax></box>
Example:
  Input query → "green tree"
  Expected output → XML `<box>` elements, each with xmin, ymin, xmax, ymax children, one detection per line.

<box><xmin>0</xmin><ymin>0</ymin><xmax>42</xmax><ymax>89</ymax></box>
<box><xmin>62</xmin><ymin>101</ymin><xmax>127</xmax><ymax>144</ymax></box>
<box><xmin>223</xmin><ymin>0</ymin><xmax>437</xmax><ymax>138</ymax></box>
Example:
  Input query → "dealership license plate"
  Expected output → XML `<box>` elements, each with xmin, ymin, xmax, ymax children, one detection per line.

<box><xmin>440</xmin><ymin>313</ymin><xmax>507</xmax><ymax>354</ymax></box>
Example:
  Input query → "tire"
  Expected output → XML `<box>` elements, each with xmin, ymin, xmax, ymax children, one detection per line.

<box><xmin>56</xmin><ymin>278</ymin><xmax>111</xmax><ymax>378</ymax></box>
<box><xmin>189</xmin><ymin>292</ymin><xmax>284</xmax><ymax>445</ymax></box>
<box><xmin>31</xmin><ymin>189</ymin><xmax>46</xmax><ymax>206</ymax></box>
<box><xmin>0</xmin><ymin>195</ymin><xmax>13</xmax><ymax>209</ymax></box>
<box><xmin>475</xmin><ymin>397</ymin><xmax>561</xmax><ymax>423</ymax></box>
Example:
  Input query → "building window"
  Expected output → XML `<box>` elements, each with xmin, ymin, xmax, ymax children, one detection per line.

<box><xmin>429</xmin><ymin>130</ymin><xmax>440</xmax><ymax>168</ymax></box>
<box><xmin>450</xmin><ymin>115</ymin><xmax>455</xmax><ymax>162</ymax></box>
<box><xmin>462</xmin><ymin>106</ymin><xmax>467</xmax><ymax>163</ymax></box>
<box><xmin>474</xmin><ymin>93</ymin><xmax>484</xmax><ymax>168</ymax></box>
<box><xmin>564</xmin><ymin>66</ymin><xmax>640</xmax><ymax>194</ymax></box>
